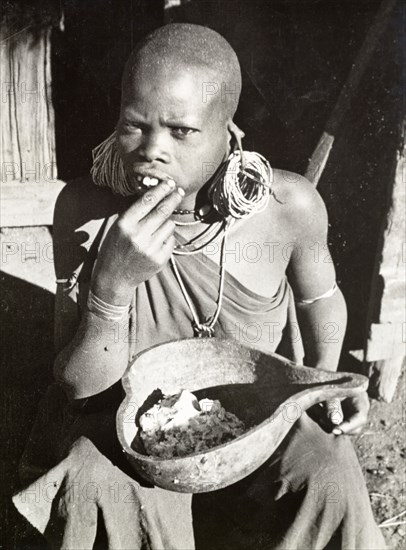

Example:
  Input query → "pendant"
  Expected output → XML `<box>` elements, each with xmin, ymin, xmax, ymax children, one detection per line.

<box><xmin>198</xmin><ymin>204</ymin><xmax>212</xmax><ymax>218</ymax></box>
<box><xmin>193</xmin><ymin>322</ymin><xmax>214</xmax><ymax>338</ymax></box>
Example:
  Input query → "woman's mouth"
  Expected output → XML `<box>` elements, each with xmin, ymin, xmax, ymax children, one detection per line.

<box><xmin>132</xmin><ymin>169</ymin><xmax>174</xmax><ymax>188</ymax></box>
<box><xmin>135</xmin><ymin>174</ymin><xmax>161</xmax><ymax>187</ymax></box>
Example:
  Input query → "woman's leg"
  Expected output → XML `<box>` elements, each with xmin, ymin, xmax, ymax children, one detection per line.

<box><xmin>15</xmin><ymin>436</ymin><xmax>194</xmax><ymax>550</ymax></box>
<box><xmin>193</xmin><ymin>414</ymin><xmax>386</xmax><ymax>550</ymax></box>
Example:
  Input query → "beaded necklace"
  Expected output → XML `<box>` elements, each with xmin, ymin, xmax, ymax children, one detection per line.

<box><xmin>170</xmin><ymin>218</ymin><xmax>232</xmax><ymax>337</ymax></box>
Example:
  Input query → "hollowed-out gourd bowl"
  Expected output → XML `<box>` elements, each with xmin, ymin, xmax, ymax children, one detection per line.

<box><xmin>117</xmin><ymin>338</ymin><xmax>368</xmax><ymax>493</ymax></box>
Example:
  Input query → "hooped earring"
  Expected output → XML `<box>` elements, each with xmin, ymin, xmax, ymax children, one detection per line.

<box><xmin>208</xmin><ymin>121</ymin><xmax>273</xmax><ymax>219</ymax></box>
<box><xmin>90</xmin><ymin>131</ymin><xmax>133</xmax><ymax>196</ymax></box>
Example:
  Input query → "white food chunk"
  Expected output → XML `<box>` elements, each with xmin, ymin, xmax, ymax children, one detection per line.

<box><xmin>139</xmin><ymin>390</ymin><xmax>200</xmax><ymax>433</ymax></box>
<box><xmin>139</xmin><ymin>389</ymin><xmax>246</xmax><ymax>458</ymax></box>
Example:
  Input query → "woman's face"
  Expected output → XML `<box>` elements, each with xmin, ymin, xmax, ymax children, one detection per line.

<box><xmin>116</xmin><ymin>63</ymin><xmax>230</xmax><ymax>201</ymax></box>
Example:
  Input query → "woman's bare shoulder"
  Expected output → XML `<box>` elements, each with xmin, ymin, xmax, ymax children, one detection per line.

<box><xmin>270</xmin><ymin>169</ymin><xmax>328</xmax><ymax>229</ymax></box>
<box><xmin>272</xmin><ymin>169</ymin><xmax>324</xmax><ymax>208</ymax></box>
<box><xmin>246</xmin><ymin>167</ymin><xmax>328</xmax><ymax>246</ymax></box>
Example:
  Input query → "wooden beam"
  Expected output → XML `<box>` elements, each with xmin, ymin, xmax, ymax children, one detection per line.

<box><xmin>305</xmin><ymin>0</ymin><xmax>398</xmax><ymax>186</ymax></box>
<box><xmin>0</xmin><ymin>180</ymin><xmax>65</xmax><ymax>227</ymax></box>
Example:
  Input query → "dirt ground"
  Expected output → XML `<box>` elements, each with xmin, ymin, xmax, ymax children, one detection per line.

<box><xmin>354</xmin><ymin>366</ymin><xmax>406</xmax><ymax>550</ymax></box>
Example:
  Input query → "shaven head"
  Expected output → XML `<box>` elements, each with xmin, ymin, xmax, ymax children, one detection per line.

<box><xmin>117</xmin><ymin>24</ymin><xmax>244</xmax><ymax>202</ymax></box>
<box><xmin>122</xmin><ymin>23</ymin><xmax>242</xmax><ymax>120</ymax></box>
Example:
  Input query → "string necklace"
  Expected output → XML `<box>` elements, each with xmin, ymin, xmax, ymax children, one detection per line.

<box><xmin>174</xmin><ymin>222</ymin><xmax>216</xmax><ymax>251</ymax></box>
<box><xmin>170</xmin><ymin>219</ymin><xmax>231</xmax><ymax>337</ymax></box>
<box><xmin>174</xmin><ymin>218</ymin><xmax>203</xmax><ymax>226</ymax></box>
<box><xmin>173</xmin><ymin>218</ymin><xmax>227</xmax><ymax>256</ymax></box>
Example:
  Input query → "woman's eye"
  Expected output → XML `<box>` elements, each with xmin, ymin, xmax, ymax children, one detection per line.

<box><xmin>119</xmin><ymin>121</ymin><xmax>141</xmax><ymax>132</ymax></box>
<box><xmin>171</xmin><ymin>127</ymin><xmax>196</xmax><ymax>138</ymax></box>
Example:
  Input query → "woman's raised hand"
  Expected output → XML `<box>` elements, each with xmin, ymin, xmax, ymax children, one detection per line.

<box><xmin>91</xmin><ymin>180</ymin><xmax>184</xmax><ymax>305</ymax></box>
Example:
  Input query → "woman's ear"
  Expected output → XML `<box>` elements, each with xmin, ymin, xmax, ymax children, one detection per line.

<box><xmin>227</xmin><ymin>120</ymin><xmax>245</xmax><ymax>154</ymax></box>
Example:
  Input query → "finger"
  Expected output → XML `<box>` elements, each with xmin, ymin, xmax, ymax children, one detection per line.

<box><xmin>155</xmin><ymin>234</ymin><xmax>176</xmax><ymax>262</ymax></box>
<box><xmin>325</xmin><ymin>399</ymin><xmax>344</xmax><ymax>425</ymax></box>
<box><xmin>141</xmin><ymin>187</ymin><xmax>185</xmax><ymax>231</ymax></box>
<box><xmin>333</xmin><ymin>411</ymin><xmax>366</xmax><ymax>436</ymax></box>
<box><xmin>151</xmin><ymin>218</ymin><xmax>176</xmax><ymax>246</ymax></box>
<box><xmin>122</xmin><ymin>179</ymin><xmax>177</xmax><ymax>222</ymax></box>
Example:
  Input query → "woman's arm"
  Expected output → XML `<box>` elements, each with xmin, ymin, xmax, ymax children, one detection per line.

<box><xmin>286</xmin><ymin>177</ymin><xmax>345</xmax><ymax>371</ymax></box>
<box><xmin>52</xmin><ymin>181</ymin><xmax>131</xmax><ymax>400</ymax></box>
<box><xmin>52</xmin><ymin>178</ymin><xmax>183</xmax><ymax>400</ymax></box>
<box><xmin>286</xmin><ymin>176</ymin><xmax>368</xmax><ymax>434</ymax></box>
<box><xmin>295</xmin><ymin>288</ymin><xmax>347</xmax><ymax>373</ymax></box>
<box><xmin>54</xmin><ymin>303</ymin><xmax>131</xmax><ymax>400</ymax></box>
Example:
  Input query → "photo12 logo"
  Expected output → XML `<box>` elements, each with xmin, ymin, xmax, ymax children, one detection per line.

<box><xmin>2</xmin><ymin>162</ymin><xmax>57</xmax><ymax>183</ymax></box>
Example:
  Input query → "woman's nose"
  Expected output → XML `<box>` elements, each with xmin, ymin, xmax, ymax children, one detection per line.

<box><xmin>138</xmin><ymin>131</ymin><xmax>170</xmax><ymax>163</ymax></box>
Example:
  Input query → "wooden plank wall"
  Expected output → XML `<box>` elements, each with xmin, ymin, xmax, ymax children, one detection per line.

<box><xmin>1</xmin><ymin>27</ymin><xmax>57</xmax><ymax>182</ymax></box>
<box><xmin>1</xmin><ymin>26</ymin><xmax>58</xmax><ymax>226</ymax></box>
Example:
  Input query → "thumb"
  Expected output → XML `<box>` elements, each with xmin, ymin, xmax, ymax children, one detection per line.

<box><xmin>333</xmin><ymin>410</ymin><xmax>365</xmax><ymax>436</ymax></box>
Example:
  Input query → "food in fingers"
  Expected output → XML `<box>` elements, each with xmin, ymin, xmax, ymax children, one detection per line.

<box><xmin>122</xmin><ymin>179</ymin><xmax>177</xmax><ymax>223</ymax></box>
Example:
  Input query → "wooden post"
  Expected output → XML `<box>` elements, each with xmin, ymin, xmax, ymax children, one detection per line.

<box><xmin>365</xmin><ymin>128</ymin><xmax>406</xmax><ymax>401</ymax></box>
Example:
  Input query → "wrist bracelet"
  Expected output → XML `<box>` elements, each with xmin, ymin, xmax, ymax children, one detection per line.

<box><xmin>87</xmin><ymin>289</ymin><xmax>131</xmax><ymax>322</ymax></box>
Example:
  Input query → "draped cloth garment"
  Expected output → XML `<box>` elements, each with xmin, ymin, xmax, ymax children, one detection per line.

<box><xmin>13</xmin><ymin>217</ymin><xmax>386</xmax><ymax>549</ymax></box>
